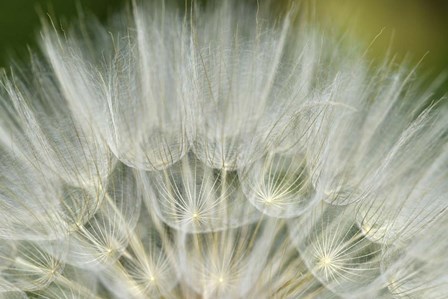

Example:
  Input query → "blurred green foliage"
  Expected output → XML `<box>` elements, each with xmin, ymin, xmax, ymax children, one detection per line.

<box><xmin>0</xmin><ymin>0</ymin><xmax>126</xmax><ymax>68</ymax></box>
<box><xmin>314</xmin><ymin>0</ymin><xmax>448</xmax><ymax>79</ymax></box>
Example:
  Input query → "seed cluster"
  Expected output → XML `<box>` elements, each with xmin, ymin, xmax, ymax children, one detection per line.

<box><xmin>0</xmin><ymin>1</ymin><xmax>447</xmax><ymax>298</ymax></box>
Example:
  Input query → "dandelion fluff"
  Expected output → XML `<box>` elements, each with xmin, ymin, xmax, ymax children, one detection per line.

<box><xmin>0</xmin><ymin>147</ymin><xmax>67</xmax><ymax>240</ymax></box>
<box><xmin>382</xmin><ymin>245</ymin><xmax>448</xmax><ymax>298</ymax></box>
<box><xmin>31</xmin><ymin>265</ymin><xmax>99</xmax><ymax>299</ymax></box>
<box><xmin>0</xmin><ymin>240</ymin><xmax>66</xmax><ymax>292</ymax></box>
<box><xmin>0</xmin><ymin>53</ymin><xmax>114</xmax><ymax>191</ymax></box>
<box><xmin>189</xmin><ymin>1</ymin><xmax>294</xmax><ymax>170</ymax></box>
<box><xmin>288</xmin><ymin>203</ymin><xmax>385</xmax><ymax>296</ymax></box>
<box><xmin>103</xmin><ymin>4</ymin><xmax>190</xmax><ymax>171</ymax></box>
<box><xmin>310</xmin><ymin>61</ymin><xmax>443</xmax><ymax>207</ymax></box>
<box><xmin>357</xmin><ymin>141</ymin><xmax>448</xmax><ymax>246</ymax></box>
<box><xmin>176</xmin><ymin>219</ymin><xmax>281</xmax><ymax>299</ymax></box>
<box><xmin>380</xmin><ymin>214</ymin><xmax>448</xmax><ymax>297</ymax></box>
<box><xmin>139</xmin><ymin>152</ymin><xmax>261</xmax><ymax>233</ymax></box>
<box><xmin>59</xmin><ymin>164</ymin><xmax>141</xmax><ymax>270</ymax></box>
<box><xmin>0</xmin><ymin>1</ymin><xmax>447</xmax><ymax>298</ymax></box>
<box><xmin>98</xmin><ymin>207</ymin><xmax>178</xmax><ymax>299</ymax></box>
<box><xmin>41</xmin><ymin>10</ymin><xmax>189</xmax><ymax>172</ymax></box>
<box><xmin>249</xmin><ymin>224</ymin><xmax>338</xmax><ymax>299</ymax></box>
<box><xmin>240</xmin><ymin>151</ymin><xmax>317</xmax><ymax>218</ymax></box>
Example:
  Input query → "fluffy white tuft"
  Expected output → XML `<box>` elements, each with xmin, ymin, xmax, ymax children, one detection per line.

<box><xmin>0</xmin><ymin>1</ymin><xmax>447</xmax><ymax>298</ymax></box>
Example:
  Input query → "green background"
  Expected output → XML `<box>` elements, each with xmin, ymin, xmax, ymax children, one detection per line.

<box><xmin>0</xmin><ymin>0</ymin><xmax>125</xmax><ymax>67</ymax></box>
<box><xmin>1</xmin><ymin>0</ymin><xmax>447</xmax><ymax>89</ymax></box>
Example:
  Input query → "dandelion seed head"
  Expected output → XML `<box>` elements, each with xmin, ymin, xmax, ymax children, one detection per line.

<box><xmin>0</xmin><ymin>0</ymin><xmax>447</xmax><ymax>298</ymax></box>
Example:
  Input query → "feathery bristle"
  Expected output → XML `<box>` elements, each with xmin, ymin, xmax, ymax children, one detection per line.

<box><xmin>0</xmin><ymin>1</ymin><xmax>447</xmax><ymax>298</ymax></box>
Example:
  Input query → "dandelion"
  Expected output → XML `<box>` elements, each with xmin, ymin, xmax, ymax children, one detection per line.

<box><xmin>0</xmin><ymin>1</ymin><xmax>447</xmax><ymax>298</ymax></box>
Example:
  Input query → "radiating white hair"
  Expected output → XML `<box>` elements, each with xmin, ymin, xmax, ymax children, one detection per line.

<box><xmin>0</xmin><ymin>1</ymin><xmax>447</xmax><ymax>298</ymax></box>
